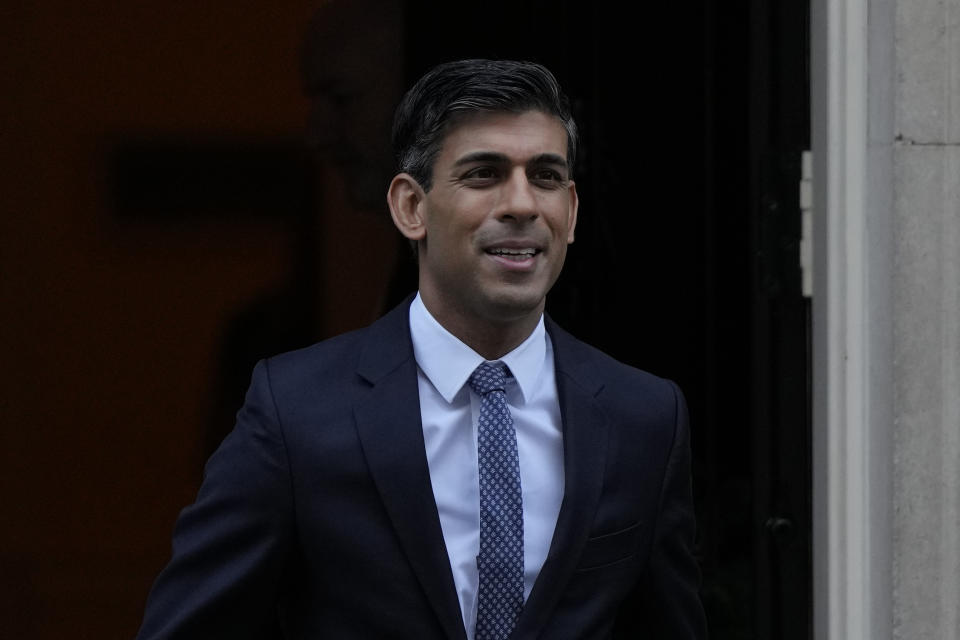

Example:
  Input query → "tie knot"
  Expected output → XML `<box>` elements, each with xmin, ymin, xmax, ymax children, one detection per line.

<box><xmin>468</xmin><ymin>361</ymin><xmax>508</xmax><ymax>396</ymax></box>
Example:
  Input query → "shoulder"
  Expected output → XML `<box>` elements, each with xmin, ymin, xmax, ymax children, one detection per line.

<box><xmin>264</xmin><ymin>326</ymin><xmax>367</xmax><ymax>380</ymax></box>
<box><xmin>547</xmin><ymin>317</ymin><xmax>680</xmax><ymax>398</ymax></box>
<box><xmin>257</xmin><ymin>297</ymin><xmax>414</xmax><ymax>397</ymax></box>
<box><xmin>546</xmin><ymin>317</ymin><xmax>684</xmax><ymax>424</ymax></box>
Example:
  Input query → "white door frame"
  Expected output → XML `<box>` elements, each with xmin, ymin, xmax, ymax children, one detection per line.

<box><xmin>811</xmin><ymin>0</ymin><xmax>894</xmax><ymax>637</ymax></box>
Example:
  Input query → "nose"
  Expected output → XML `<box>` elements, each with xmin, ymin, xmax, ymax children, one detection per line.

<box><xmin>497</xmin><ymin>169</ymin><xmax>539</xmax><ymax>223</ymax></box>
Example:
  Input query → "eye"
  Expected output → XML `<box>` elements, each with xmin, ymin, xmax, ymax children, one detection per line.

<box><xmin>462</xmin><ymin>166</ymin><xmax>499</xmax><ymax>182</ymax></box>
<box><xmin>530</xmin><ymin>168</ymin><xmax>566</xmax><ymax>187</ymax></box>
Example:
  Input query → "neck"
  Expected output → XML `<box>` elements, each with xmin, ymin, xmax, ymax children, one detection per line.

<box><xmin>418</xmin><ymin>293</ymin><xmax>543</xmax><ymax>361</ymax></box>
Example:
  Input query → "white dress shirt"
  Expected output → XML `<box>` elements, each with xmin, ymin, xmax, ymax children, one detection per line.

<box><xmin>408</xmin><ymin>293</ymin><xmax>565</xmax><ymax>638</ymax></box>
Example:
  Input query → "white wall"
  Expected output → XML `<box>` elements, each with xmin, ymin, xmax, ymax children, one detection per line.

<box><xmin>813</xmin><ymin>0</ymin><xmax>960</xmax><ymax>637</ymax></box>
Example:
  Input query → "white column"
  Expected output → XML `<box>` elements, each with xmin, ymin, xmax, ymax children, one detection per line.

<box><xmin>811</xmin><ymin>0</ymin><xmax>895</xmax><ymax>637</ymax></box>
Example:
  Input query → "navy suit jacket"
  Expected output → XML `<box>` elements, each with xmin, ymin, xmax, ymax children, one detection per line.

<box><xmin>137</xmin><ymin>299</ymin><xmax>707</xmax><ymax>639</ymax></box>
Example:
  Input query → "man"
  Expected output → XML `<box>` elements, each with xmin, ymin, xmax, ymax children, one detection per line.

<box><xmin>137</xmin><ymin>59</ymin><xmax>707</xmax><ymax>639</ymax></box>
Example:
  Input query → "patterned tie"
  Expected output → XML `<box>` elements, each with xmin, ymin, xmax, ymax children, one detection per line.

<box><xmin>468</xmin><ymin>361</ymin><xmax>524</xmax><ymax>640</ymax></box>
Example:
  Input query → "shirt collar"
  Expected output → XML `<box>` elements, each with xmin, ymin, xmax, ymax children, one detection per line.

<box><xmin>409</xmin><ymin>292</ymin><xmax>547</xmax><ymax>405</ymax></box>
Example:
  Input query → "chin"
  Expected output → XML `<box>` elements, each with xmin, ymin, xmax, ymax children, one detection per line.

<box><xmin>479</xmin><ymin>288</ymin><xmax>548</xmax><ymax>322</ymax></box>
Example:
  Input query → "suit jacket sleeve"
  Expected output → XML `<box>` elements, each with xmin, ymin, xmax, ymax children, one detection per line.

<box><xmin>615</xmin><ymin>381</ymin><xmax>707</xmax><ymax>639</ymax></box>
<box><xmin>136</xmin><ymin>360</ymin><xmax>294</xmax><ymax>640</ymax></box>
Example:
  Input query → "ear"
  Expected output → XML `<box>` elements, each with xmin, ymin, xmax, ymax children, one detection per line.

<box><xmin>387</xmin><ymin>173</ymin><xmax>427</xmax><ymax>241</ymax></box>
<box><xmin>566</xmin><ymin>180</ymin><xmax>579</xmax><ymax>244</ymax></box>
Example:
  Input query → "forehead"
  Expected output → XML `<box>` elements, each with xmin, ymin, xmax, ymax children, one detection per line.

<box><xmin>437</xmin><ymin>110</ymin><xmax>568</xmax><ymax>162</ymax></box>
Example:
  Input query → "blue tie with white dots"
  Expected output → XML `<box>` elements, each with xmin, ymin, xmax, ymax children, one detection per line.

<box><xmin>468</xmin><ymin>361</ymin><xmax>524</xmax><ymax>640</ymax></box>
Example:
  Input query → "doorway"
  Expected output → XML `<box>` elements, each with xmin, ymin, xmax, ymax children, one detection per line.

<box><xmin>406</xmin><ymin>2</ymin><xmax>811</xmax><ymax>637</ymax></box>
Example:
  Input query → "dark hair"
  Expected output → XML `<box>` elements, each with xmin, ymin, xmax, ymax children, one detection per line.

<box><xmin>392</xmin><ymin>59</ymin><xmax>578</xmax><ymax>191</ymax></box>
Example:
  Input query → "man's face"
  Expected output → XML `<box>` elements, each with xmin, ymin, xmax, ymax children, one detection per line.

<box><xmin>414</xmin><ymin>110</ymin><xmax>578</xmax><ymax>328</ymax></box>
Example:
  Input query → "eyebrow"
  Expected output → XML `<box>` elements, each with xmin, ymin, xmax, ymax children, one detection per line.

<box><xmin>529</xmin><ymin>153</ymin><xmax>569</xmax><ymax>168</ymax></box>
<box><xmin>452</xmin><ymin>151</ymin><xmax>569</xmax><ymax>169</ymax></box>
<box><xmin>452</xmin><ymin>151</ymin><xmax>508</xmax><ymax>167</ymax></box>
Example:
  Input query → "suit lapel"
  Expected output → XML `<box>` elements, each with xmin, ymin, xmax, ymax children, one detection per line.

<box><xmin>353</xmin><ymin>301</ymin><xmax>467</xmax><ymax>640</ymax></box>
<box><xmin>513</xmin><ymin>319</ymin><xmax>610</xmax><ymax>639</ymax></box>
<box><xmin>350</xmin><ymin>305</ymin><xmax>609</xmax><ymax>640</ymax></box>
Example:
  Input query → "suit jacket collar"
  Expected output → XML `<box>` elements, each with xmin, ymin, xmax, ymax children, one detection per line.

<box><xmin>354</xmin><ymin>299</ymin><xmax>468</xmax><ymax>640</ymax></box>
<box><xmin>513</xmin><ymin>317</ymin><xmax>610</xmax><ymax>639</ymax></box>
<box><xmin>353</xmin><ymin>299</ymin><xmax>610</xmax><ymax>640</ymax></box>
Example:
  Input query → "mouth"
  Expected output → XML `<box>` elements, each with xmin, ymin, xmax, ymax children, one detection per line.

<box><xmin>485</xmin><ymin>247</ymin><xmax>541</xmax><ymax>261</ymax></box>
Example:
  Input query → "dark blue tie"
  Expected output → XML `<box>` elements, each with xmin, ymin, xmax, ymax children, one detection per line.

<box><xmin>468</xmin><ymin>361</ymin><xmax>524</xmax><ymax>640</ymax></box>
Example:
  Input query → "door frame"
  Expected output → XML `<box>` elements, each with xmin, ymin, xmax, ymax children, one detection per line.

<box><xmin>811</xmin><ymin>0</ymin><xmax>894</xmax><ymax>637</ymax></box>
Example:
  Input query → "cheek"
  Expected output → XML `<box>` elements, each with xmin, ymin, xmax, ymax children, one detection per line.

<box><xmin>552</xmin><ymin>242</ymin><xmax>568</xmax><ymax>264</ymax></box>
<box><xmin>547</xmin><ymin>209</ymin><xmax>574</xmax><ymax>238</ymax></box>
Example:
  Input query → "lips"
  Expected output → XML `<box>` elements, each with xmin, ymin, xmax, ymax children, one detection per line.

<box><xmin>485</xmin><ymin>247</ymin><xmax>540</xmax><ymax>261</ymax></box>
